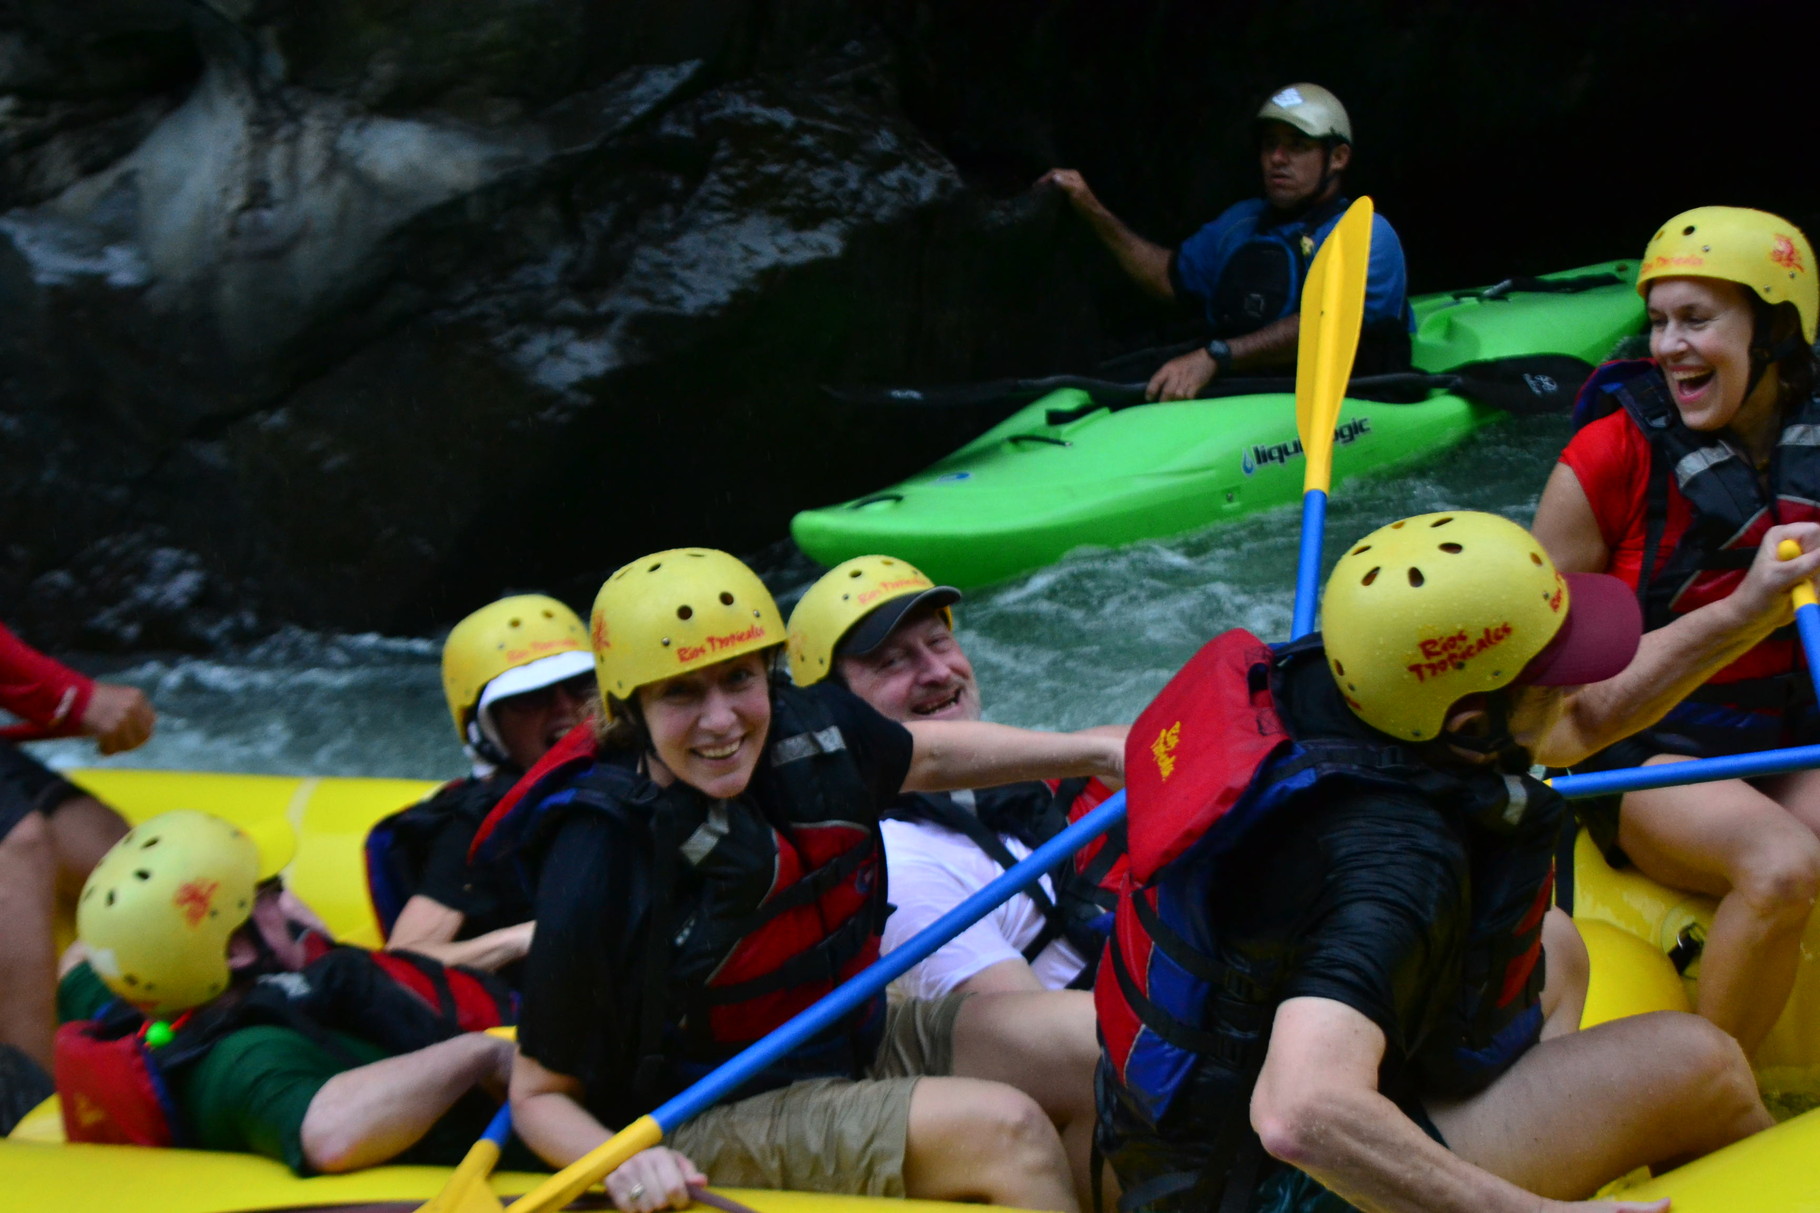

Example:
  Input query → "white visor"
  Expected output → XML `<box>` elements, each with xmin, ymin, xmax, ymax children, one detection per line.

<box><xmin>476</xmin><ymin>650</ymin><xmax>596</xmax><ymax>714</ymax></box>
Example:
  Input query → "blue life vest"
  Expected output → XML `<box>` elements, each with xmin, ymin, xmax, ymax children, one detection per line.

<box><xmin>1097</xmin><ymin>631</ymin><xmax>1559</xmax><ymax>1163</ymax></box>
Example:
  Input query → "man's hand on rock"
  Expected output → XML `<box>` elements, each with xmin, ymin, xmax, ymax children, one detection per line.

<box><xmin>81</xmin><ymin>682</ymin><xmax>156</xmax><ymax>755</ymax></box>
<box><xmin>1146</xmin><ymin>348</ymin><xmax>1217</xmax><ymax>402</ymax></box>
<box><xmin>1035</xmin><ymin>168</ymin><xmax>1099</xmax><ymax>213</ymax></box>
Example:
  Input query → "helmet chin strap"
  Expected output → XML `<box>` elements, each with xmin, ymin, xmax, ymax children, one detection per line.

<box><xmin>1441</xmin><ymin>694</ymin><xmax>1532</xmax><ymax>775</ymax></box>
<box><xmin>466</xmin><ymin>715</ymin><xmax>510</xmax><ymax>772</ymax></box>
<box><xmin>1747</xmin><ymin>333</ymin><xmax>1804</xmax><ymax>400</ymax></box>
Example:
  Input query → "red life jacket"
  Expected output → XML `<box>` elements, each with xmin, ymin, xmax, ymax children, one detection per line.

<box><xmin>474</xmin><ymin>682</ymin><xmax>887</xmax><ymax>1108</ymax></box>
<box><xmin>1099</xmin><ymin>631</ymin><xmax>1559</xmax><ymax>1138</ymax></box>
<box><xmin>1571</xmin><ymin>359</ymin><xmax>1820</xmax><ymax>690</ymax></box>
<box><xmin>55</xmin><ymin>945</ymin><xmax>514</xmax><ymax>1146</ymax></box>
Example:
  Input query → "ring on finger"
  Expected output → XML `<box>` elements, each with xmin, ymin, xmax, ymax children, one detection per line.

<box><xmin>627</xmin><ymin>1183</ymin><xmax>647</xmax><ymax>1203</ymax></box>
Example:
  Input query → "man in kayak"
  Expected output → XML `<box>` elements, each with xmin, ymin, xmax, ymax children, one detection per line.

<box><xmin>366</xmin><ymin>594</ymin><xmax>595</xmax><ymax>984</ymax></box>
<box><xmin>1039</xmin><ymin>82</ymin><xmax>1413</xmax><ymax>402</ymax></box>
<box><xmin>58</xmin><ymin>809</ymin><xmax>528</xmax><ymax>1175</ymax></box>
<box><xmin>1</xmin><ymin>619</ymin><xmax>155</xmax><ymax>1110</ymax></box>
<box><xmin>1096</xmin><ymin>510</ymin><xmax>1805</xmax><ymax>1211</ymax></box>
<box><xmin>787</xmin><ymin>555</ymin><xmax>1123</xmax><ymax>998</ymax></box>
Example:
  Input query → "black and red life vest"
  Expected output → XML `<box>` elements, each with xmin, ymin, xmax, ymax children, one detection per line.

<box><xmin>55</xmin><ymin>944</ymin><xmax>514</xmax><ymax>1147</ymax></box>
<box><xmin>473</xmin><ymin>683</ymin><xmax>888</xmax><ymax>1107</ymax></box>
<box><xmin>1572</xmin><ymin>358</ymin><xmax>1820</xmax><ymax>695</ymax></box>
<box><xmin>1096</xmin><ymin>631</ymin><xmax>1560</xmax><ymax>1201</ymax></box>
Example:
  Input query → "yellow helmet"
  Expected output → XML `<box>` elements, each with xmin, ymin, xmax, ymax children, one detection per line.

<box><xmin>787</xmin><ymin>555</ymin><xmax>960</xmax><ymax>687</ymax></box>
<box><xmin>442</xmin><ymin>595</ymin><xmax>593</xmax><ymax>744</ymax></box>
<box><xmin>1257</xmin><ymin>82</ymin><xmax>1352</xmax><ymax>145</ymax></box>
<box><xmin>1321</xmin><ymin>511</ymin><xmax>1621</xmax><ymax>742</ymax></box>
<box><xmin>77</xmin><ymin>811</ymin><xmax>265</xmax><ymax>1017</ymax></box>
<box><xmin>1638</xmin><ymin>206</ymin><xmax>1817</xmax><ymax>344</ymax></box>
<box><xmin>591</xmin><ymin>548</ymin><xmax>783</xmax><ymax>715</ymax></box>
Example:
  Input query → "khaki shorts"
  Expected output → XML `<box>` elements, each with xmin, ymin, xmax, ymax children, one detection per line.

<box><xmin>667</xmin><ymin>993</ymin><xmax>968</xmax><ymax>1197</ymax></box>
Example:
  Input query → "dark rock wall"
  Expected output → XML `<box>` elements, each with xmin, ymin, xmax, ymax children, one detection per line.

<box><xmin>2</xmin><ymin>0</ymin><xmax>1811</xmax><ymax>650</ymax></box>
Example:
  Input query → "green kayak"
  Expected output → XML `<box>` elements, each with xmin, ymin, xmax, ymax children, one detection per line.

<box><xmin>792</xmin><ymin>260</ymin><xmax>1644</xmax><ymax>587</ymax></box>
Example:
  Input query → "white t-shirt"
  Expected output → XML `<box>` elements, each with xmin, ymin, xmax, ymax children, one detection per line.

<box><xmin>880</xmin><ymin>795</ymin><xmax>1090</xmax><ymax>998</ymax></box>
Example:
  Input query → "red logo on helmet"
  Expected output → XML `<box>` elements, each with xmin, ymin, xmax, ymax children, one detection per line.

<box><xmin>591</xmin><ymin>614</ymin><xmax>610</xmax><ymax>650</ymax></box>
<box><xmin>172</xmin><ymin>879</ymin><xmax>220</xmax><ymax>928</ymax></box>
<box><xmin>1772</xmin><ymin>235</ymin><xmax>1805</xmax><ymax>273</ymax></box>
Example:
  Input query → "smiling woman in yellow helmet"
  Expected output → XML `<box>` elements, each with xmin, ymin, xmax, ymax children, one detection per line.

<box><xmin>1534</xmin><ymin>206</ymin><xmax>1820</xmax><ymax>1056</ymax></box>
<box><xmin>473</xmin><ymin>548</ymin><xmax>1122</xmax><ymax>1213</ymax></box>
<box><xmin>366</xmin><ymin>594</ymin><xmax>595</xmax><ymax>983</ymax></box>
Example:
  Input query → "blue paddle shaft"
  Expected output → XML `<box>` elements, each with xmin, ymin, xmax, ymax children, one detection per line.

<box><xmin>1292</xmin><ymin>490</ymin><xmax>1328</xmax><ymax>640</ymax></box>
<box><xmin>648</xmin><ymin>793</ymin><xmax>1129</xmax><ymax>1131</ymax></box>
<box><xmin>1796</xmin><ymin>601</ymin><xmax>1820</xmax><ymax>700</ymax></box>
<box><xmin>1555</xmin><ymin>743</ymin><xmax>1820</xmax><ymax>799</ymax></box>
<box><xmin>481</xmin><ymin>1102</ymin><xmax>513</xmax><ymax>1147</ymax></box>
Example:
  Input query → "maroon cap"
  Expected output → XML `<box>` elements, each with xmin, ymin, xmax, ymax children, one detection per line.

<box><xmin>1516</xmin><ymin>572</ymin><xmax>1642</xmax><ymax>687</ymax></box>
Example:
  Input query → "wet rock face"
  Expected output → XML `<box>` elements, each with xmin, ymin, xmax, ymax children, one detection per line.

<box><xmin>2</xmin><ymin>5</ymin><xmax>1093</xmax><ymax>648</ymax></box>
<box><xmin>6</xmin><ymin>1</ymin><xmax>1806</xmax><ymax>652</ymax></box>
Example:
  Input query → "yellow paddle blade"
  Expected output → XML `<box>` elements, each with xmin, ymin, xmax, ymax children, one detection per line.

<box><xmin>417</xmin><ymin>1136</ymin><xmax>507</xmax><ymax>1213</ymax></box>
<box><xmin>504</xmin><ymin>1114</ymin><xmax>665</xmax><ymax>1213</ymax></box>
<box><xmin>1294</xmin><ymin>196</ymin><xmax>1375</xmax><ymax>495</ymax></box>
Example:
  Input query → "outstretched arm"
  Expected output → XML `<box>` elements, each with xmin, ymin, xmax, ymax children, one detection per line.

<box><xmin>1036</xmin><ymin>169</ymin><xmax>1174</xmax><ymax>300</ymax></box>
<box><xmin>901</xmin><ymin>721</ymin><xmax>1125</xmax><ymax>794</ymax></box>
<box><xmin>300</xmin><ymin>1032</ymin><xmax>513</xmax><ymax>1173</ymax></box>
<box><xmin>1537</xmin><ymin>521</ymin><xmax>1820</xmax><ymax>767</ymax></box>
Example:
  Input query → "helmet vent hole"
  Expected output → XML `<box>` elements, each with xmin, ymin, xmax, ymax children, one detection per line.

<box><xmin>1408</xmin><ymin>568</ymin><xmax>1426</xmax><ymax>587</ymax></box>
<box><xmin>648</xmin><ymin>562</ymin><xmax>663</xmax><ymax>573</ymax></box>
<box><xmin>1682</xmin><ymin>225</ymin><xmax>1696</xmax><ymax>236</ymax></box>
<box><xmin>1389</xmin><ymin>521</ymin><xmax>1406</xmax><ymax>529</ymax></box>
<box><xmin>1439</xmin><ymin>543</ymin><xmax>1462</xmax><ymax>554</ymax></box>
<box><xmin>1530</xmin><ymin>552</ymin><xmax>1544</xmax><ymax>566</ymax></box>
<box><xmin>105</xmin><ymin>890</ymin><xmax>116</xmax><ymax>907</ymax></box>
<box><xmin>677</xmin><ymin>606</ymin><xmax>693</xmax><ymax>621</ymax></box>
<box><xmin>1351</xmin><ymin>544</ymin><xmax>1371</xmax><ymax>555</ymax></box>
<box><xmin>1361</xmin><ymin>567</ymin><xmax>1380</xmax><ymax>586</ymax></box>
<box><xmin>134</xmin><ymin>869</ymin><xmax>152</xmax><ymax>882</ymax></box>
<box><xmin>1333</xmin><ymin>660</ymin><xmax>1346</xmax><ymax>675</ymax></box>
<box><xmin>139</xmin><ymin>835</ymin><xmax>160</xmax><ymax>849</ymax></box>
<box><xmin>719</xmin><ymin>592</ymin><xmax>734</xmax><ymax>605</ymax></box>
<box><xmin>1429</xmin><ymin>516</ymin><xmax>1454</xmax><ymax>528</ymax></box>
<box><xmin>848</xmin><ymin>569</ymin><xmax>863</xmax><ymax>578</ymax></box>
<box><xmin>124</xmin><ymin>975</ymin><xmax>138</xmax><ymax>987</ymax></box>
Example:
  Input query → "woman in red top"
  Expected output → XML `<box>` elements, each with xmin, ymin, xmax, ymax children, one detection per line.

<box><xmin>1533</xmin><ymin>206</ymin><xmax>1820</xmax><ymax>1055</ymax></box>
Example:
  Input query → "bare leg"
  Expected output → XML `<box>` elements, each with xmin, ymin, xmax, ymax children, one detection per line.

<box><xmin>1539</xmin><ymin>907</ymin><xmax>1588</xmax><ymax>1039</ymax></box>
<box><xmin>0</xmin><ymin>812</ymin><xmax>59</xmax><ymax>1072</ymax></box>
<box><xmin>901</xmin><ymin>1075</ymin><xmax>1078</xmax><ymax>1211</ymax></box>
<box><xmin>43</xmin><ymin>795</ymin><xmax>128</xmax><ymax>904</ymax></box>
<box><xmin>1428</xmin><ymin>1010</ymin><xmax>1769</xmax><ymax>1197</ymax></box>
<box><xmin>950</xmin><ymin>990</ymin><xmax>1107</xmax><ymax>1209</ymax></box>
<box><xmin>1617</xmin><ymin>759</ymin><xmax>1820</xmax><ymax>1056</ymax></box>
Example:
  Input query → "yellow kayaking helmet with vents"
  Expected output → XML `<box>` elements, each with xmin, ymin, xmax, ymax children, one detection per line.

<box><xmin>1638</xmin><ymin>206</ymin><xmax>1817</xmax><ymax>344</ymax></box>
<box><xmin>441</xmin><ymin>594</ymin><xmax>592</xmax><ymax>744</ymax></box>
<box><xmin>787</xmin><ymin>555</ymin><xmax>959</xmax><ymax>687</ymax></box>
<box><xmin>1321</xmin><ymin>511</ymin><xmax>1640</xmax><ymax>742</ymax></box>
<box><xmin>77</xmin><ymin>810</ymin><xmax>277</xmax><ymax>1017</ymax></box>
<box><xmin>591</xmin><ymin>548</ymin><xmax>784</xmax><ymax>717</ymax></box>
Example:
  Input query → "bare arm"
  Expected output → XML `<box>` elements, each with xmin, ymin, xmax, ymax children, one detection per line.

<box><xmin>1252</xmin><ymin>997</ymin><xmax>1665</xmax><ymax>1213</ymax></box>
<box><xmin>510</xmin><ymin>1049</ymin><xmax>704</xmax><ymax>1211</ymax></box>
<box><xmin>902</xmin><ymin>721</ymin><xmax>1125</xmax><ymax>794</ymax></box>
<box><xmin>1037</xmin><ymin>169</ymin><xmax>1174</xmax><ymax>300</ymax></box>
<box><xmin>1146</xmin><ymin>314</ymin><xmax>1302</xmax><ymax>402</ymax></box>
<box><xmin>955</xmin><ymin>957</ymin><xmax>1048</xmax><ymax>995</ymax></box>
<box><xmin>1537</xmin><ymin>521</ymin><xmax>1820</xmax><ymax>767</ymax></box>
<box><xmin>1531</xmin><ymin>463</ymin><xmax>1612</xmax><ymax>575</ymax></box>
<box><xmin>300</xmin><ymin>1032</ymin><xmax>512</xmax><ymax>1173</ymax></box>
<box><xmin>387</xmin><ymin>894</ymin><xmax>534</xmax><ymax>973</ymax></box>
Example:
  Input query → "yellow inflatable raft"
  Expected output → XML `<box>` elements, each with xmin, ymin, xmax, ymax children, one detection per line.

<box><xmin>6</xmin><ymin>770</ymin><xmax>1818</xmax><ymax>1211</ymax></box>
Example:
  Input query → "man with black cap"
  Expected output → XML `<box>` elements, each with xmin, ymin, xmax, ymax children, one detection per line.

<box><xmin>1038</xmin><ymin>82</ymin><xmax>1413</xmax><ymax>402</ymax></box>
<box><xmin>788</xmin><ymin>556</ymin><xmax>1126</xmax><ymax>998</ymax></box>
<box><xmin>1096</xmin><ymin>511</ymin><xmax>1814</xmax><ymax>1211</ymax></box>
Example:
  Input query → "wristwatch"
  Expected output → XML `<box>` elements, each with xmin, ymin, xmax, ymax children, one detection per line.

<box><xmin>1203</xmin><ymin>338</ymin><xmax>1233</xmax><ymax>374</ymax></box>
